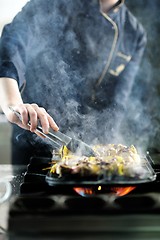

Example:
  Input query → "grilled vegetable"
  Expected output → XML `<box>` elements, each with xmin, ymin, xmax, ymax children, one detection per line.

<box><xmin>50</xmin><ymin>144</ymin><xmax>143</xmax><ymax>178</ymax></box>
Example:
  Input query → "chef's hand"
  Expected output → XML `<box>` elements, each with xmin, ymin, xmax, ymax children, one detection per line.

<box><xmin>0</xmin><ymin>78</ymin><xmax>59</xmax><ymax>134</ymax></box>
<box><xmin>7</xmin><ymin>103</ymin><xmax>59</xmax><ymax>134</ymax></box>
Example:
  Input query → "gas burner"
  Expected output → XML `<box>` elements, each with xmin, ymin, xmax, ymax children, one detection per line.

<box><xmin>7</xmin><ymin>153</ymin><xmax>160</xmax><ymax>236</ymax></box>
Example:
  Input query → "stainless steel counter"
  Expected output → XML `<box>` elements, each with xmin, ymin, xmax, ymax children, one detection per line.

<box><xmin>0</xmin><ymin>164</ymin><xmax>26</xmax><ymax>240</ymax></box>
<box><xmin>0</xmin><ymin>114</ymin><xmax>12</xmax><ymax>164</ymax></box>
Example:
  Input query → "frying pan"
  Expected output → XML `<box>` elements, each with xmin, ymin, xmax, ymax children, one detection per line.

<box><xmin>45</xmin><ymin>155</ymin><xmax>156</xmax><ymax>187</ymax></box>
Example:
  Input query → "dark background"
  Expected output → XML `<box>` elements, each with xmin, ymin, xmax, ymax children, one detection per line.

<box><xmin>0</xmin><ymin>0</ymin><xmax>159</xmax><ymax>153</ymax></box>
<box><xmin>121</xmin><ymin>0</ymin><xmax>160</xmax><ymax>151</ymax></box>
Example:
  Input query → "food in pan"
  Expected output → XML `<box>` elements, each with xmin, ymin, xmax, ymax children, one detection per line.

<box><xmin>50</xmin><ymin>144</ymin><xmax>145</xmax><ymax>178</ymax></box>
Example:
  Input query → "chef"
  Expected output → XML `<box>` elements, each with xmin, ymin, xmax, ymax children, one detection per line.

<box><xmin>0</xmin><ymin>0</ymin><xmax>147</xmax><ymax>164</ymax></box>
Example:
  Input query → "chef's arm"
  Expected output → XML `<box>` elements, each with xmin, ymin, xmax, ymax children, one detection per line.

<box><xmin>0</xmin><ymin>1</ymin><xmax>59</xmax><ymax>134</ymax></box>
<box><xmin>0</xmin><ymin>77</ymin><xmax>59</xmax><ymax>133</ymax></box>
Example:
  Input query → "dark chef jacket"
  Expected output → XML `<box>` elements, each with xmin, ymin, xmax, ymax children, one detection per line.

<box><xmin>0</xmin><ymin>0</ymin><xmax>147</xmax><ymax>164</ymax></box>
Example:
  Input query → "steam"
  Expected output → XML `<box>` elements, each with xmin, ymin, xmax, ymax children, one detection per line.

<box><xmin>124</xmin><ymin>0</ymin><xmax>160</xmax><ymax>153</ymax></box>
<box><xmin>8</xmin><ymin>0</ymin><xmax>159</xmax><ymax>156</ymax></box>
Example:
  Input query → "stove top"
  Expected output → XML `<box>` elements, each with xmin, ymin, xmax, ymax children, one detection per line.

<box><xmin>8</xmin><ymin>153</ymin><xmax>160</xmax><ymax>238</ymax></box>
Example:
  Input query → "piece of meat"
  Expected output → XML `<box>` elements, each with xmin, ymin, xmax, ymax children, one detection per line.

<box><xmin>50</xmin><ymin>144</ymin><xmax>143</xmax><ymax>178</ymax></box>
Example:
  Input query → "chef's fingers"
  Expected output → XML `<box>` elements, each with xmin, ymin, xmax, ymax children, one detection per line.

<box><xmin>9</xmin><ymin>103</ymin><xmax>59</xmax><ymax>134</ymax></box>
<box><xmin>33</xmin><ymin>106</ymin><xmax>59</xmax><ymax>133</ymax></box>
<box><xmin>13</xmin><ymin>104</ymin><xmax>29</xmax><ymax>125</ymax></box>
<box><xmin>31</xmin><ymin>105</ymin><xmax>50</xmax><ymax>134</ymax></box>
<box><xmin>8</xmin><ymin>104</ymin><xmax>30</xmax><ymax>130</ymax></box>
<box><xmin>47</xmin><ymin>113</ymin><xmax>59</xmax><ymax>132</ymax></box>
<box><xmin>25</xmin><ymin>104</ymin><xmax>38</xmax><ymax>132</ymax></box>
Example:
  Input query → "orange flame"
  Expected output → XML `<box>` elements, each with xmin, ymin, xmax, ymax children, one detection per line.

<box><xmin>74</xmin><ymin>187</ymin><xmax>95</xmax><ymax>196</ymax></box>
<box><xmin>111</xmin><ymin>186</ymin><xmax>136</xmax><ymax>196</ymax></box>
<box><xmin>74</xmin><ymin>186</ymin><xmax>136</xmax><ymax>197</ymax></box>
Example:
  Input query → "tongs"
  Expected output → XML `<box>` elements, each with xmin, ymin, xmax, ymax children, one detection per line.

<box><xmin>10</xmin><ymin>107</ymin><xmax>95</xmax><ymax>157</ymax></box>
